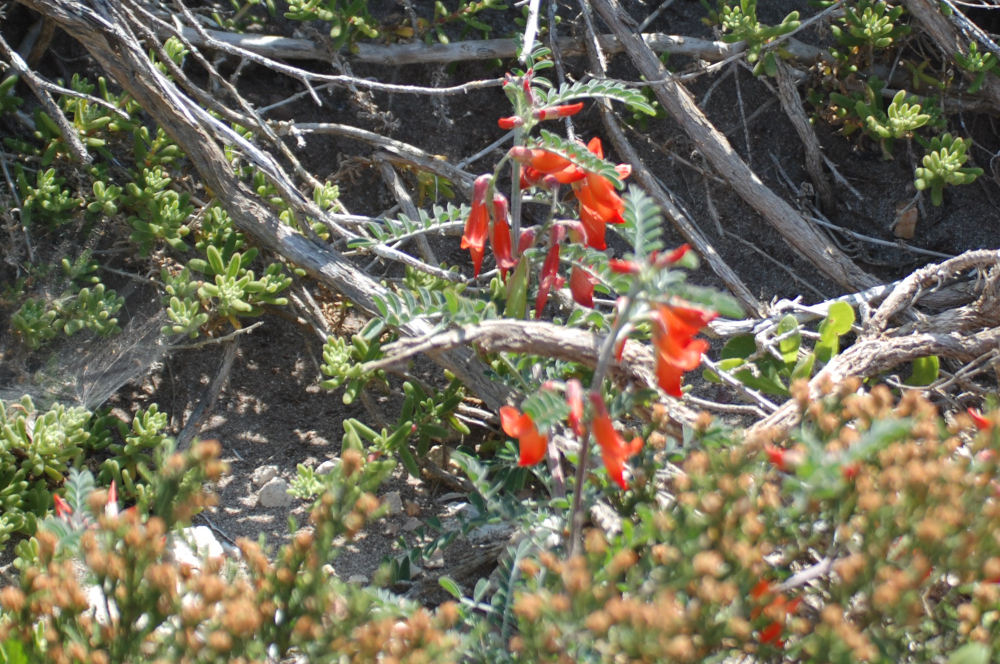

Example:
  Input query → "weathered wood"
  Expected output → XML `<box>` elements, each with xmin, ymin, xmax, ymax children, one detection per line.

<box><xmin>17</xmin><ymin>0</ymin><xmax>512</xmax><ymax>411</ymax></box>
<box><xmin>590</xmin><ymin>0</ymin><xmax>880</xmax><ymax>294</ymax></box>
<box><xmin>904</xmin><ymin>0</ymin><xmax>1000</xmax><ymax>111</ymax></box>
<box><xmin>163</xmin><ymin>25</ymin><xmax>827</xmax><ymax>68</ymax></box>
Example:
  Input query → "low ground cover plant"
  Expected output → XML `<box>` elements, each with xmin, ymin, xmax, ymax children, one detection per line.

<box><xmin>2</xmin><ymin>0</ymin><xmax>1000</xmax><ymax>662</ymax></box>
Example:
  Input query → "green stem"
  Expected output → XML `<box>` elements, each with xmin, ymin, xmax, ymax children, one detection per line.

<box><xmin>567</xmin><ymin>282</ymin><xmax>643</xmax><ymax>558</ymax></box>
<box><xmin>509</xmin><ymin>128</ymin><xmax>524</xmax><ymax>260</ymax></box>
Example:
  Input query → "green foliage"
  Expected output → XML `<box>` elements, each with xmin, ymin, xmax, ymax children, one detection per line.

<box><xmin>9</xmin><ymin>299</ymin><xmax>59</xmax><ymax>350</ymax></box>
<box><xmin>954</xmin><ymin>41</ymin><xmax>1000</xmax><ymax>94</ymax></box>
<box><xmin>11</xmin><ymin>281</ymin><xmax>123</xmax><ymax>350</ymax></box>
<box><xmin>914</xmin><ymin>133</ymin><xmax>983</xmax><ymax>206</ymax></box>
<box><xmin>858</xmin><ymin>89</ymin><xmax>930</xmax><ymax>153</ymax></box>
<box><xmin>348</xmin><ymin>203</ymin><xmax>469</xmax><ymax>249</ymax></box>
<box><xmin>16</xmin><ymin>167</ymin><xmax>82</xmax><ymax>227</ymax></box>
<box><xmin>189</xmin><ymin>244</ymin><xmax>291</xmax><ymax>321</ymax></box>
<box><xmin>706</xmin><ymin>302</ymin><xmax>855</xmax><ymax>395</ymax></box>
<box><xmin>0</xmin><ymin>397</ymin><xmax>91</xmax><ymax>547</ymax></box>
<box><xmin>702</xmin><ymin>0</ymin><xmax>800</xmax><ymax>76</ymax></box>
<box><xmin>832</xmin><ymin>0</ymin><xmax>909</xmax><ymax>50</ymax></box>
<box><xmin>120</xmin><ymin>166</ymin><xmax>192</xmax><ymax>253</ymax></box>
<box><xmin>161</xmin><ymin>268</ymin><xmax>210</xmax><ymax>337</ymax></box>
<box><xmin>373</xmin><ymin>283</ymin><xmax>497</xmax><ymax>330</ymax></box>
<box><xmin>0</xmin><ymin>74</ymin><xmax>23</xmax><ymax>114</ymax></box>
<box><xmin>425</xmin><ymin>0</ymin><xmax>508</xmax><ymax>43</ymax></box>
<box><xmin>319</xmin><ymin>319</ymin><xmax>387</xmax><ymax>403</ymax></box>
<box><xmin>96</xmin><ymin>404</ymin><xmax>172</xmax><ymax>503</ymax></box>
<box><xmin>283</xmin><ymin>0</ymin><xmax>379</xmax><ymax>48</ymax></box>
<box><xmin>537</xmin><ymin>79</ymin><xmax>656</xmax><ymax>117</ymax></box>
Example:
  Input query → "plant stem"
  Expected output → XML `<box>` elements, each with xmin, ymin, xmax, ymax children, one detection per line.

<box><xmin>567</xmin><ymin>283</ymin><xmax>642</xmax><ymax>557</ymax></box>
<box><xmin>510</xmin><ymin>128</ymin><xmax>524</xmax><ymax>259</ymax></box>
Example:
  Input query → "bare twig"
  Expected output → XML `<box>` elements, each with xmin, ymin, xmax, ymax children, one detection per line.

<box><xmin>573</xmin><ymin>1</ymin><xmax>762</xmax><ymax>316</ymax></box>
<box><xmin>865</xmin><ymin>249</ymin><xmax>1000</xmax><ymax>335</ymax></box>
<box><xmin>775</xmin><ymin>60</ymin><xmax>835</xmax><ymax>211</ymax></box>
<box><xmin>363</xmin><ymin>318</ymin><xmax>700</xmax><ymax>430</ymax></box>
<box><xmin>0</xmin><ymin>32</ymin><xmax>90</xmax><ymax>163</ymax></box>
<box><xmin>589</xmin><ymin>0</ymin><xmax>879</xmax><ymax>294</ymax></box>
<box><xmin>177</xmin><ymin>339</ymin><xmax>238</xmax><ymax>449</ymax></box>
<box><xmin>19</xmin><ymin>0</ymin><xmax>512</xmax><ymax>412</ymax></box>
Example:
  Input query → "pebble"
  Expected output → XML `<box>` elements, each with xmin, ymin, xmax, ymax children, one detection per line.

<box><xmin>382</xmin><ymin>490</ymin><xmax>403</xmax><ymax>515</ymax></box>
<box><xmin>402</xmin><ymin>517</ymin><xmax>422</xmax><ymax>532</ymax></box>
<box><xmin>168</xmin><ymin>526</ymin><xmax>225</xmax><ymax>569</ymax></box>
<box><xmin>315</xmin><ymin>459</ymin><xmax>338</xmax><ymax>475</ymax></box>
<box><xmin>258</xmin><ymin>477</ymin><xmax>292</xmax><ymax>507</ymax></box>
<box><xmin>425</xmin><ymin>550</ymin><xmax>445</xmax><ymax>569</ymax></box>
<box><xmin>348</xmin><ymin>574</ymin><xmax>368</xmax><ymax>584</ymax></box>
<box><xmin>251</xmin><ymin>465</ymin><xmax>279</xmax><ymax>487</ymax></box>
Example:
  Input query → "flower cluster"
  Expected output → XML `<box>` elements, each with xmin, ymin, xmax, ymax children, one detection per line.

<box><xmin>460</xmin><ymin>95</ymin><xmax>636</xmax><ymax>318</ymax></box>
<box><xmin>501</xmin><ymin>383</ymin><xmax>643</xmax><ymax>490</ymax></box>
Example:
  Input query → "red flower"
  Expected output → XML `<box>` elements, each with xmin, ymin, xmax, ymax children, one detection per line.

<box><xmin>461</xmin><ymin>175</ymin><xmax>491</xmax><ymax>276</ymax></box>
<box><xmin>566</xmin><ymin>379</ymin><xmax>584</xmax><ymax>437</ymax></box>
<box><xmin>969</xmin><ymin>408</ymin><xmax>993</xmax><ymax>431</ymax></box>
<box><xmin>589</xmin><ymin>393</ymin><xmax>643</xmax><ymax>490</ymax></box>
<box><xmin>609</xmin><ymin>258</ymin><xmax>640</xmax><ymax>274</ymax></box>
<box><xmin>570</xmin><ymin>138</ymin><xmax>630</xmax><ymax>226</ymax></box>
<box><xmin>609</xmin><ymin>244</ymin><xmax>691</xmax><ymax>274</ymax></box>
<box><xmin>766</xmin><ymin>445</ymin><xmax>788</xmax><ymax>472</ymax></box>
<box><xmin>751</xmin><ymin>582</ymin><xmax>801</xmax><ymax>648</ymax></box>
<box><xmin>497</xmin><ymin>116</ymin><xmax>524</xmax><ymax>130</ymax></box>
<box><xmin>533</xmin><ymin>102</ymin><xmax>584</xmax><ymax>120</ymax></box>
<box><xmin>53</xmin><ymin>493</ymin><xmax>72</xmax><ymax>521</ymax></box>
<box><xmin>569</xmin><ymin>265</ymin><xmax>596</xmax><ymax>308</ymax></box>
<box><xmin>510</xmin><ymin>147</ymin><xmax>585</xmax><ymax>186</ymax></box>
<box><xmin>535</xmin><ymin>227</ymin><xmax>563</xmax><ymax>318</ymax></box>
<box><xmin>491</xmin><ymin>193</ymin><xmax>516</xmax><ymax>275</ymax></box>
<box><xmin>578</xmin><ymin>203</ymin><xmax>609</xmax><ymax>250</ymax></box>
<box><xmin>652</xmin><ymin>303</ymin><xmax>716</xmax><ymax>397</ymax></box>
<box><xmin>500</xmin><ymin>406</ymin><xmax>548</xmax><ymax>466</ymax></box>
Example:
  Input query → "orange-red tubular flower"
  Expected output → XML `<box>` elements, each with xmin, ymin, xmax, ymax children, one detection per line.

<box><xmin>579</xmin><ymin>203</ymin><xmax>609</xmax><ymax>250</ymax></box>
<box><xmin>566</xmin><ymin>379</ymin><xmax>584</xmax><ymax>437</ymax></box>
<box><xmin>610</xmin><ymin>244</ymin><xmax>690</xmax><ymax>274</ymax></box>
<box><xmin>497</xmin><ymin>116</ymin><xmax>524</xmax><ymax>130</ymax></box>
<box><xmin>491</xmin><ymin>193</ymin><xmax>516</xmax><ymax>275</ymax></box>
<box><xmin>569</xmin><ymin>265</ymin><xmax>596</xmax><ymax>308</ymax></box>
<box><xmin>509</xmin><ymin>147</ymin><xmax>585</xmax><ymax>186</ymax></box>
<box><xmin>53</xmin><ymin>493</ymin><xmax>72</xmax><ymax>520</ymax></box>
<box><xmin>653</xmin><ymin>303</ymin><xmax>717</xmax><ymax>397</ymax></box>
<box><xmin>533</xmin><ymin>102</ymin><xmax>584</xmax><ymax>120</ymax></box>
<box><xmin>500</xmin><ymin>406</ymin><xmax>548</xmax><ymax>466</ymax></box>
<box><xmin>589</xmin><ymin>393</ymin><xmax>643</xmax><ymax>490</ymax></box>
<box><xmin>461</xmin><ymin>175</ymin><xmax>491</xmax><ymax>276</ymax></box>
<box><xmin>535</xmin><ymin>226</ymin><xmax>564</xmax><ymax>318</ymax></box>
<box><xmin>969</xmin><ymin>408</ymin><xmax>993</xmax><ymax>431</ymax></box>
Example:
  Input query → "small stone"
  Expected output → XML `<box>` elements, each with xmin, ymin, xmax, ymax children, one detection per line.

<box><xmin>168</xmin><ymin>526</ymin><xmax>225</xmax><ymax>569</ymax></box>
<box><xmin>425</xmin><ymin>550</ymin><xmax>445</xmax><ymax>569</ymax></box>
<box><xmin>347</xmin><ymin>574</ymin><xmax>367</xmax><ymax>584</ymax></box>
<box><xmin>382</xmin><ymin>491</ymin><xmax>403</xmax><ymax>515</ymax></box>
<box><xmin>404</xmin><ymin>500</ymin><xmax>421</xmax><ymax>517</ymax></box>
<box><xmin>258</xmin><ymin>477</ymin><xmax>292</xmax><ymax>508</ymax></box>
<box><xmin>315</xmin><ymin>459</ymin><xmax>338</xmax><ymax>475</ymax></box>
<box><xmin>251</xmin><ymin>465</ymin><xmax>279</xmax><ymax>487</ymax></box>
<box><xmin>402</xmin><ymin>517</ymin><xmax>422</xmax><ymax>532</ymax></box>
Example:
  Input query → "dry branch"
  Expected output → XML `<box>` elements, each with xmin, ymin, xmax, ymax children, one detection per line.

<box><xmin>589</xmin><ymin>0</ymin><xmax>880</xmax><ymax>294</ymax></box>
<box><xmin>17</xmin><ymin>0</ymin><xmax>513</xmax><ymax>413</ymax></box>
<box><xmin>364</xmin><ymin>319</ymin><xmax>702</xmax><ymax>434</ymax></box>
<box><xmin>166</xmin><ymin>25</ymin><xmax>827</xmax><ymax>68</ymax></box>
<box><xmin>749</xmin><ymin>249</ymin><xmax>1000</xmax><ymax>438</ymax></box>
<box><xmin>904</xmin><ymin>0</ymin><xmax>1000</xmax><ymax>110</ymax></box>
